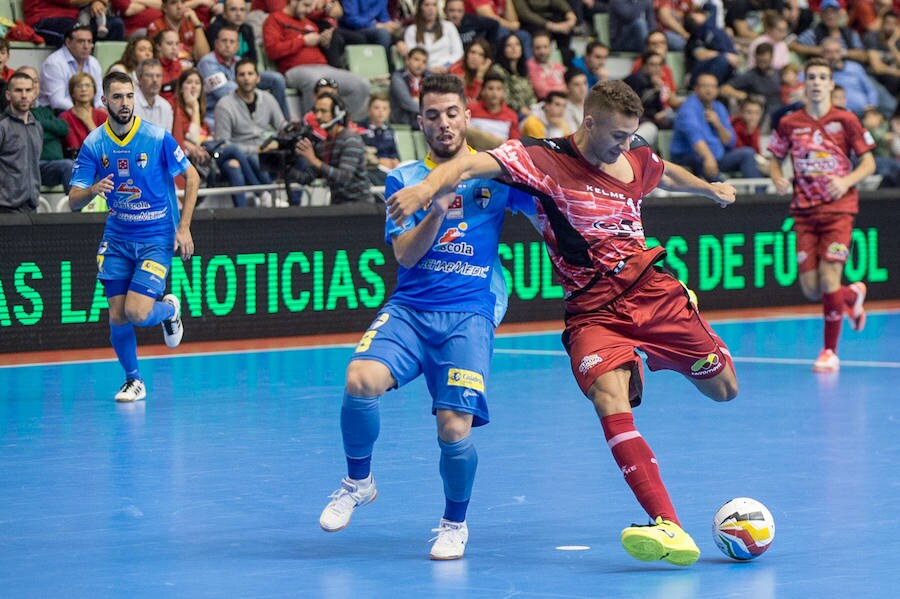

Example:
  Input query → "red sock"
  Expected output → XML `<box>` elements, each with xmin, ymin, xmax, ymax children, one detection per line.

<box><xmin>822</xmin><ymin>291</ymin><xmax>843</xmax><ymax>351</ymax></box>
<box><xmin>601</xmin><ymin>412</ymin><xmax>678</xmax><ymax>525</ymax></box>
<box><xmin>840</xmin><ymin>285</ymin><xmax>857</xmax><ymax>311</ymax></box>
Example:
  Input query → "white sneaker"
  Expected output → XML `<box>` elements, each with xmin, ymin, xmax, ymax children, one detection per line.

<box><xmin>115</xmin><ymin>379</ymin><xmax>146</xmax><ymax>402</ymax></box>
<box><xmin>259</xmin><ymin>191</ymin><xmax>274</xmax><ymax>207</ymax></box>
<box><xmin>161</xmin><ymin>294</ymin><xmax>183</xmax><ymax>348</ymax></box>
<box><xmin>812</xmin><ymin>349</ymin><xmax>839</xmax><ymax>372</ymax></box>
<box><xmin>429</xmin><ymin>518</ymin><xmax>468</xmax><ymax>560</ymax></box>
<box><xmin>848</xmin><ymin>282</ymin><xmax>867</xmax><ymax>332</ymax></box>
<box><xmin>319</xmin><ymin>476</ymin><xmax>377</xmax><ymax>532</ymax></box>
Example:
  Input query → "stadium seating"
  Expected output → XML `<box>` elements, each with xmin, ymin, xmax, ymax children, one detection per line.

<box><xmin>345</xmin><ymin>44</ymin><xmax>390</xmax><ymax>94</ymax></box>
<box><xmin>94</xmin><ymin>40</ymin><xmax>127</xmax><ymax>74</ymax></box>
<box><xmin>394</xmin><ymin>128</ymin><xmax>418</xmax><ymax>163</ymax></box>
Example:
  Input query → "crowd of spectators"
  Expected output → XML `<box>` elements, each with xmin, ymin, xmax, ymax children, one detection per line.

<box><xmin>1</xmin><ymin>0</ymin><xmax>898</xmax><ymax>213</ymax></box>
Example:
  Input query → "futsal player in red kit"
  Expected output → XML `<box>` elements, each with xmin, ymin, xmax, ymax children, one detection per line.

<box><xmin>768</xmin><ymin>57</ymin><xmax>876</xmax><ymax>373</ymax></box>
<box><xmin>387</xmin><ymin>80</ymin><xmax>739</xmax><ymax>566</ymax></box>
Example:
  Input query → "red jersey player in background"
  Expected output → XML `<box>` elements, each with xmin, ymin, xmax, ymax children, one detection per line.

<box><xmin>387</xmin><ymin>80</ymin><xmax>739</xmax><ymax>567</ymax></box>
<box><xmin>768</xmin><ymin>57</ymin><xmax>876</xmax><ymax>373</ymax></box>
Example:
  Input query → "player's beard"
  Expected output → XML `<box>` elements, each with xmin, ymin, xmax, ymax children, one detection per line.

<box><xmin>109</xmin><ymin>106</ymin><xmax>134</xmax><ymax>126</ymax></box>
<box><xmin>429</xmin><ymin>132</ymin><xmax>465</xmax><ymax>160</ymax></box>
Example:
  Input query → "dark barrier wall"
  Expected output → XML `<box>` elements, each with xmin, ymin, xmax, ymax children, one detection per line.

<box><xmin>1</xmin><ymin>193</ymin><xmax>897</xmax><ymax>354</ymax></box>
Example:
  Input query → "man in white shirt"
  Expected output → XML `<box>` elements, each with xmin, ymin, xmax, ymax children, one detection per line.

<box><xmin>133</xmin><ymin>59</ymin><xmax>174</xmax><ymax>131</ymax></box>
<box><xmin>38</xmin><ymin>24</ymin><xmax>103</xmax><ymax>111</ymax></box>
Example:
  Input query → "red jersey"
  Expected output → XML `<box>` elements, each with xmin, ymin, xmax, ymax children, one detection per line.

<box><xmin>488</xmin><ymin>138</ymin><xmax>665</xmax><ymax>311</ymax></box>
<box><xmin>767</xmin><ymin>106</ymin><xmax>876</xmax><ymax>215</ymax></box>
<box><xmin>468</xmin><ymin>101</ymin><xmax>520</xmax><ymax>140</ymax></box>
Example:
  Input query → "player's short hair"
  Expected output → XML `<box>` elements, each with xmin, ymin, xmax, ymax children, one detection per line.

<box><xmin>102</xmin><ymin>71</ymin><xmax>132</xmax><ymax>95</ymax></box>
<box><xmin>804</xmin><ymin>57</ymin><xmax>832</xmax><ymax>77</ymax></box>
<box><xmin>584</xmin><ymin>80</ymin><xmax>644</xmax><ymax>121</ymax></box>
<box><xmin>420</xmin><ymin>73</ymin><xmax>466</xmax><ymax>110</ymax></box>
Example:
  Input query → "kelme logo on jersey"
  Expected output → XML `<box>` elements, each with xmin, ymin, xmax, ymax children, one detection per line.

<box><xmin>136</xmin><ymin>153</ymin><xmax>148</xmax><ymax>168</ymax></box>
<box><xmin>690</xmin><ymin>353</ymin><xmax>721</xmax><ymax>375</ymax></box>
<box><xmin>578</xmin><ymin>354</ymin><xmax>603</xmax><ymax>375</ymax></box>
<box><xmin>447</xmin><ymin>368</ymin><xmax>485</xmax><ymax>392</ymax></box>
<box><xmin>474</xmin><ymin>187</ymin><xmax>492</xmax><ymax>209</ymax></box>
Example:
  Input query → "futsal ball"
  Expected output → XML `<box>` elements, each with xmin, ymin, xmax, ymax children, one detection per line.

<box><xmin>712</xmin><ymin>497</ymin><xmax>775</xmax><ymax>560</ymax></box>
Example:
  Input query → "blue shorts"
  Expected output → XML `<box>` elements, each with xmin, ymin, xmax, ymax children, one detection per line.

<box><xmin>350</xmin><ymin>304</ymin><xmax>495</xmax><ymax>426</ymax></box>
<box><xmin>96</xmin><ymin>237</ymin><xmax>172</xmax><ymax>299</ymax></box>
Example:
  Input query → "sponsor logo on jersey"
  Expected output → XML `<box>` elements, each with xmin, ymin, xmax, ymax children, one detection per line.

<box><xmin>447</xmin><ymin>368</ymin><xmax>485</xmax><ymax>392</ymax></box>
<box><xmin>825</xmin><ymin>122</ymin><xmax>843</xmax><ymax>135</ymax></box>
<box><xmin>578</xmin><ymin>354</ymin><xmax>603</xmax><ymax>375</ymax></box>
<box><xmin>591</xmin><ymin>218</ymin><xmax>644</xmax><ymax>237</ymax></box>
<box><xmin>795</xmin><ymin>151</ymin><xmax>838</xmax><ymax>175</ymax></box>
<box><xmin>117</xmin><ymin>158</ymin><xmax>129</xmax><ymax>177</ymax></box>
<box><xmin>117</xmin><ymin>180</ymin><xmax>143</xmax><ymax>202</ymax></box>
<box><xmin>863</xmin><ymin>130</ymin><xmax>875</xmax><ymax>146</ymax></box>
<box><xmin>136</xmin><ymin>153</ymin><xmax>148</xmax><ymax>168</ymax></box>
<box><xmin>140</xmin><ymin>260</ymin><xmax>167</xmax><ymax>279</ymax></box>
<box><xmin>586</xmin><ymin>185</ymin><xmax>627</xmax><ymax>200</ymax></box>
<box><xmin>448</xmin><ymin>194</ymin><xmax>464</xmax><ymax>219</ymax></box>
<box><xmin>372</xmin><ymin>312</ymin><xmax>390</xmax><ymax>329</ymax></box>
<box><xmin>474</xmin><ymin>187</ymin><xmax>492</xmax><ymax>209</ymax></box>
<box><xmin>437</xmin><ymin>225</ymin><xmax>466</xmax><ymax>245</ymax></box>
<box><xmin>174</xmin><ymin>146</ymin><xmax>186</xmax><ymax>163</ymax></box>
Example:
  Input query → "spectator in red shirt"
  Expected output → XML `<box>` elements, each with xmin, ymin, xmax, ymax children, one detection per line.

<box><xmin>449</xmin><ymin>38</ymin><xmax>494</xmax><ymax>103</ymax></box>
<box><xmin>0</xmin><ymin>39</ymin><xmax>15</xmax><ymax>82</ymax></box>
<box><xmin>730</xmin><ymin>95</ymin><xmax>765</xmax><ymax>154</ymax></box>
<box><xmin>154</xmin><ymin>29</ymin><xmax>185</xmax><ymax>104</ymax></box>
<box><xmin>109</xmin><ymin>0</ymin><xmax>163</xmax><ymax>38</ymax></box>
<box><xmin>263</xmin><ymin>0</ymin><xmax>371</xmax><ymax>119</ymax></box>
<box><xmin>26</xmin><ymin>0</ymin><xmax>125</xmax><ymax>47</ymax></box>
<box><xmin>526</xmin><ymin>30</ymin><xmax>565</xmax><ymax>101</ymax></box>
<box><xmin>468</xmin><ymin>71</ymin><xmax>521</xmax><ymax>142</ymax></box>
<box><xmin>59</xmin><ymin>72</ymin><xmax>107</xmax><ymax>158</ymax></box>
<box><xmin>147</xmin><ymin>0</ymin><xmax>212</xmax><ymax>64</ymax></box>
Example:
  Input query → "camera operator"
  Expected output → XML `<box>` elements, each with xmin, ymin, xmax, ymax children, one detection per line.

<box><xmin>292</xmin><ymin>92</ymin><xmax>372</xmax><ymax>205</ymax></box>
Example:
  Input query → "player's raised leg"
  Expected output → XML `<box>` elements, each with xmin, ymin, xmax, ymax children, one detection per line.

<box><xmin>319</xmin><ymin>358</ymin><xmax>393</xmax><ymax>532</ymax></box>
<box><xmin>589</xmin><ymin>369</ymin><xmax>700</xmax><ymax>566</ymax></box>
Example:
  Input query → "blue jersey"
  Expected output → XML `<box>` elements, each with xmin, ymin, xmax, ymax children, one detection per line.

<box><xmin>385</xmin><ymin>154</ymin><xmax>536</xmax><ymax>326</ymax></box>
<box><xmin>70</xmin><ymin>117</ymin><xmax>191</xmax><ymax>243</ymax></box>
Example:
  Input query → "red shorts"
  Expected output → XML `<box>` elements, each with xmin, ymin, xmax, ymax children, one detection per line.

<box><xmin>562</xmin><ymin>267</ymin><xmax>732</xmax><ymax>406</ymax></box>
<box><xmin>792</xmin><ymin>212</ymin><xmax>854</xmax><ymax>274</ymax></box>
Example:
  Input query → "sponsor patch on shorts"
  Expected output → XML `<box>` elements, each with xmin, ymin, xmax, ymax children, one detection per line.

<box><xmin>447</xmin><ymin>368</ymin><xmax>485</xmax><ymax>392</ymax></box>
<box><xmin>690</xmin><ymin>353</ymin><xmax>723</xmax><ymax>376</ymax></box>
<box><xmin>140</xmin><ymin>259</ymin><xmax>167</xmax><ymax>279</ymax></box>
<box><xmin>578</xmin><ymin>353</ymin><xmax>603</xmax><ymax>375</ymax></box>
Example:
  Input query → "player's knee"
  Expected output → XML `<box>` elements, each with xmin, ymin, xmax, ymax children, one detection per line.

<box><xmin>710</xmin><ymin>377</ymin><xmax>738</xmax><ymax>402</ymax></box>
<box><xmin>437</xmin><ymin>410</ymin><xmax>473</xmax><ymax>442</ymax></box>
<box><xmin>124</xmin><ymin>305</ymin><xmax>151</xmax><ymax>325</ymax></box>
<box><xmin>345</xmin><ymin>360</ymin><xmax>392</xmax><ymax>397</ymax></box>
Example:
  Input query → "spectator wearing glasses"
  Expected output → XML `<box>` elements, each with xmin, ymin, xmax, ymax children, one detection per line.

<box><xmin>38</xmin><ymin>25</ymin><xmax>104</xmax><ymax>112</ymax></box>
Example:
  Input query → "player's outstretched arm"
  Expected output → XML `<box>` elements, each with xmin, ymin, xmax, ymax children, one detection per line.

<box><xmin>386</xmin><ymin>152</ymin><xmax>502</xmax><ymax>225</ymax></box>
<box><xmin>68</xmin><ymin>175</ymin><xmax>114</xmax><ymax>211</ymax></box>
<box><xmin>175</xmin><ymin>164</ymin><xmax>200</xmax><ymax>260</ymax></box>
<box><xmin>658</xmin><ymin>160</ymin><xmax>736</xmax><ymax>207</ymax></box>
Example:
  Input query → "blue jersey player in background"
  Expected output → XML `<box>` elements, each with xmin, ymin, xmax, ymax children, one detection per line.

<box><xmin>69</xmin><ymin>71</ymin><xmax>200</xmax><ymax>403</ymax></box>
<box><xmin>318</xmin><ymin>74</ymin><xmax>536</xmax><ymax>560</ymax></box>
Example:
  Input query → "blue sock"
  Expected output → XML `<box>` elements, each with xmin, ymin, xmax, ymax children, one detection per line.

<box><xmin>134</xmin><ymin>299</ymin><xmax>175</xmax><ymax>327</ymax></box>
<box><xmin>341</xmin><ymin>393</ymin><xmax>380</xmax><ymax>480</ymax></box>
<box><xmin>110</xmin><ymin>323</ymin><xmax>140</xmax><ymax>380</ymax></box>
<box><xmin>439</xmin><ymin>435</ymin><xmax>477</xmax><ymax>522</ymax></box>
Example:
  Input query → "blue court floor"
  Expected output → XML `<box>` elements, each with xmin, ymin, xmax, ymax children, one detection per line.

<box><xmin>1</xmin><ymin>311</ymin><xmax>898</xmax><ymax>598</ymax></box>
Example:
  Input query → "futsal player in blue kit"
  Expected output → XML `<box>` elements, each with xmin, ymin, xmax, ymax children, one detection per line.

<box><xmin>319</xmin><ymin>74</ymin><xmax>536</xmax><ymax>560</ymax></box>
<box><xmin>68</xmin><ymin>71</ymin><xmax>200</xmax><ymax>403</ymax></box>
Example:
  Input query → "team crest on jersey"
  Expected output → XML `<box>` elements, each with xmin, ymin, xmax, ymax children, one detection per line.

<box><xmin>101</xmin><ymin>154</ymin><xmax>109</xmax><ymax>168</ymax></box>
<box><xmin>447</xmin><ymin>195</ymin><xmax>464</xmax><ymax>219</ymax></box>
<box><xmin>473</xmin><ymin>187</ymin><xmax>492</xmax><ymax>209</ymax></box>
<box><xmin>825</xmin><ymin>122</ymin><xmax>843</xmax><ymax>135</ymax></box>
<box><xmin>136</xmin><ymin>153</ymin><xmax>148</xmax><ymax>168</ymax></box>
<box><xmin>117</xmin><ymin>159</ymin><xmax>129</xmax><ymax>177</ymax></box>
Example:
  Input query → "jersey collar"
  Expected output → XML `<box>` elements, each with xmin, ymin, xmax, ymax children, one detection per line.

<box><xmin>104</xmin><ymin>116</ymin><xmax>142</xmax><ymax>147</ymax></box>
<box><xmin>424</xmin><ymin>145</ymin><xmax>476</xmax><ymax>170</ymax></box>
